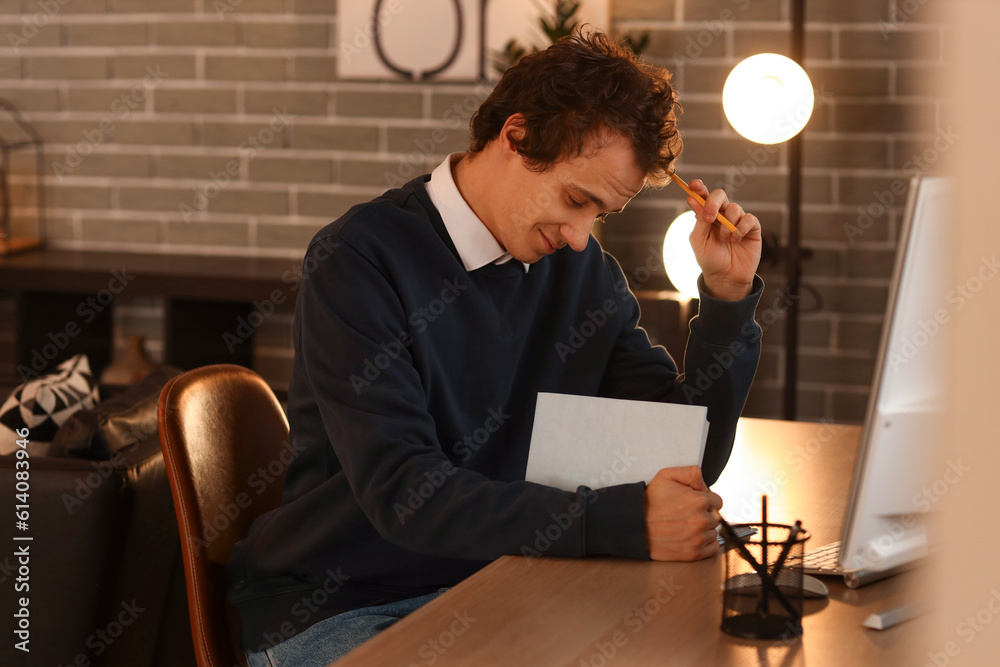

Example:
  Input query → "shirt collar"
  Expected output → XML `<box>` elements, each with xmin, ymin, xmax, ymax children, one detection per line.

<box><xmin>426</xmin><ymin>153</ymin><xmax>529</xmax><ymax>273</ymax></box>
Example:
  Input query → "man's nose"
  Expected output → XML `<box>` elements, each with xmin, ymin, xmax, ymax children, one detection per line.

<box><xmin>561</xmin><ymin>217</ymin><xmax>593</xmax><ymax>252</ymax></box>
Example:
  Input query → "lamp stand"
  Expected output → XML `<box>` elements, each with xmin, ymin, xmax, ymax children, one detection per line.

<box><xmin>782</xmin><ymin>0</ymin><xmax>806</xmax><ymax>420</ymax></box>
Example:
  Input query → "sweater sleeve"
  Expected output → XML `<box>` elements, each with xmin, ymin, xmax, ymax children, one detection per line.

<box><xmin>295</xmin><ymin>234</ymin><xmax>648</xmax><ymax>562</ymax></box>
<box><xmin>597</xmin><ymin>255</ymin><xmax>764</xmax><ymax>485</ymax></box>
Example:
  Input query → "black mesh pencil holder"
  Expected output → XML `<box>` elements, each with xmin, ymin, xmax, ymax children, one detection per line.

<box><xmin>721</xmin><ymin>522</ymin><xmax>810</xmax><ymax>640</ymax></box>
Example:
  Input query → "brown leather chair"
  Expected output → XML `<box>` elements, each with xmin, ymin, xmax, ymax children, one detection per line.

<box><xmin>158</xmin><ymin>365</ymin><xmax>289</xmax><ymax>667</ymax></box>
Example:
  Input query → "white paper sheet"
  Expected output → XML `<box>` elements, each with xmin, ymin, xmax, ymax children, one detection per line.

<box><xmin>524</xmin><ymin>392</ymin><xmax>709</xmax><ymax>491</ymax></box>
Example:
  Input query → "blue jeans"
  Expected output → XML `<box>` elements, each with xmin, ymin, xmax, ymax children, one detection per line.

<box><xmin>245</xmin><ymin>590</ymin><xmax>447</xmax><ymax>667</ymax></box>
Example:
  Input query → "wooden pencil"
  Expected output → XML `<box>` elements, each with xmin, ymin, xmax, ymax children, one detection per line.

<box><xmin>668</xmin><ymin>170</ymin><xmax>745</xmax><ymax>240</ymax></box>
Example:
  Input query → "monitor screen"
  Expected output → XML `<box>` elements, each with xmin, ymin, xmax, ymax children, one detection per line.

<box><xmin>838</xmin><ymin>174</ymin><xmax>952</xmax><ymax>572</ymax></box>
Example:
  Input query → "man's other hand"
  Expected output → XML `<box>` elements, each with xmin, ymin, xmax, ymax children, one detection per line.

<box><xmin>644</xmin><ymin>466</ymin><xmax>723</xmax><ymax>561</ymax></box>
<box><xmin>684</xmin><ymin>178</ymin><xmax>762</xmax><ymax>302</ymax></box>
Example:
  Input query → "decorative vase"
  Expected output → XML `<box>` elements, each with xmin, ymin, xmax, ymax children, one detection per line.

<box><xmin>100</xmin><ymin>335</ymin><xmax>156</xmax><ymax>386</ymax></box>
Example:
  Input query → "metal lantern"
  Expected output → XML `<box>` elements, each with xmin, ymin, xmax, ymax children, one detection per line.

<box><xmin>0</xmin><ymin>97</ymin><xmax>45</xmax><ymax>256</ymax></box>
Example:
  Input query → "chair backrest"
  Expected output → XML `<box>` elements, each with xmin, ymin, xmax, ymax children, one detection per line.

<box><xmin>158</xmin><ymin>364</ymin><xmax>290</xmax><ymax>667</ymax></box>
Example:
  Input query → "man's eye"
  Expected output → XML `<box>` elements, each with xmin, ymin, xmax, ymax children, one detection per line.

<box><xmin>568</xmin><ymin>197</ymin><xmax>584</xmax><ymax>208</ymax></box>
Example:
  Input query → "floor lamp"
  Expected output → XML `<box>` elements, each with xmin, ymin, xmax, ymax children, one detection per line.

<box><xmin>721</xmin><ymin>0</ymin><xmax>812</xmax><ymax>420</ymax></box>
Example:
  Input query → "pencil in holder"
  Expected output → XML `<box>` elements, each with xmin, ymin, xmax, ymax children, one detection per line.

<box><xmin>720</xmin><ymin>521</ymin><xmax>810</xmax><ymax>640</ymax></box>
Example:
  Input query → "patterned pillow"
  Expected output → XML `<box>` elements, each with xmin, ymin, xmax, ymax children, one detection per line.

<box><xmin>0</xmin><ymin>354</ymin><xmax>100</xmax><ymax>456</ymax></box>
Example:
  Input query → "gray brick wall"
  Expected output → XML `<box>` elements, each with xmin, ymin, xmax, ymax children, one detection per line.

<box><xmin>611</xmin><ymin>0</ymin><xmax>947</xmax><ymax>422</ymax></box>
<box><xmin>0</xmin><ymin>0</ymin><xmax>947</xmax><ymax>420</ymax></box>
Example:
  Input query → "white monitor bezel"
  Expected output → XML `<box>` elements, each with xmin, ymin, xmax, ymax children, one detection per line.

<box><xmin>837</xmin><ymin>174</ymin><xmax>950</xmax><ymax>573</ymax></box>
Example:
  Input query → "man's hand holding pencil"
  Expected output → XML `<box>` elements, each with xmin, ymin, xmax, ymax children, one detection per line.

<box><xmin>670</xmin><ymin>172</ymin><xmax>763</xmax><ymax>302</ymax></box>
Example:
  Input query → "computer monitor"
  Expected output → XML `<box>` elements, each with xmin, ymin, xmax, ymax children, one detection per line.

<box><xmin>837</xmin><ymin>174</ymin><xmax>952</xmax><ymax>573</ymax></box>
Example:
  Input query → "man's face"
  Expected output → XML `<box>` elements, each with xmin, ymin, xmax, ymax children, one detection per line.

<box><xmin>488</xmin><ymin>131</ymin><xmax>645</xmax><ymax>263</ymax></box>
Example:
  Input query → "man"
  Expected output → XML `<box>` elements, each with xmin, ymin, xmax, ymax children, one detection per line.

<box><xmin>228</xmin><ymin>29</ymin><xmax>763</xmax><ymax>666</ymax></box>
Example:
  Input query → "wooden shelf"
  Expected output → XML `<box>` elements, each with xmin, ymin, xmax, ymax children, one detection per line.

<box><xmin>0</xmin><ymin>249</ymin><xmax>296</xmax><ymax>300</ymax></box>
<box><xmin>0</xmin><ymin>249</ymin><xmax>297</xmax><ymax>390</ymax></box>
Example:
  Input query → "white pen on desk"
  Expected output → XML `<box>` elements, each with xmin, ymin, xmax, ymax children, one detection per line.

<box><xmin>863</xmin><ymin>601</ymin><xmax>928</xmax><ymax>630</ymax></box>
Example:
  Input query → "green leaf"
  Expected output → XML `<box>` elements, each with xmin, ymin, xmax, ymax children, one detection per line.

<box><xmin>622</xmin><ymin>31</ymin><xmax>651</xmax><ymax>57</ymax></box>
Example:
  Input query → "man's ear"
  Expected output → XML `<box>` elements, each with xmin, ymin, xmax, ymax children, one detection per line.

<box><xmin>498</xmin><ymin>113</ymin><xmax>527</xmax><ymax>154</ymax></box>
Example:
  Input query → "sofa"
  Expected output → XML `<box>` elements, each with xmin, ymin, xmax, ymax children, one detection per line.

<box><xmin>0</xmin><ymin>366</ymin><xmax>197</xmax><ymax>667</ymax></box>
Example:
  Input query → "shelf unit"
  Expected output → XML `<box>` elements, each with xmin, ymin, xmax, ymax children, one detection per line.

<box><xmin>0</xmin><ymin>249</ymin><xmax>297</xmax><ymax>398</ymax></box>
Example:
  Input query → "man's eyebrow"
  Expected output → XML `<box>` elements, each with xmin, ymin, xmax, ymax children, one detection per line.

<box><xmin>566</xmin><ymin>184</ymin><xmax>624</xmax><ymax>214</ymax></box>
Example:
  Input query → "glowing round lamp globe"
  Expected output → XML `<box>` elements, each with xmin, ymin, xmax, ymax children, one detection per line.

<box><xmin>662</xmin><ymin>211</ymin><xmax>701</xmax><ymax>300</ymax></box>
<box><xmin>723</xmin><ymin>53</ymin><xmax>814</xmax><ymax>144</ymax></box>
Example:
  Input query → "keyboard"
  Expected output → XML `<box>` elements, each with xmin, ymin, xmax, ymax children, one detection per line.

<box><xmin>802</xmin><ymin>541</ymin><xmax>843</xmax><ymax>575</ymax></box>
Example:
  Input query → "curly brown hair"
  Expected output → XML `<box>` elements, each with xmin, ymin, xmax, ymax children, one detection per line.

<box><xmin>469</xmin><ymin>28</ymin><xmax>682</xmax><ymax>186</ymax></box>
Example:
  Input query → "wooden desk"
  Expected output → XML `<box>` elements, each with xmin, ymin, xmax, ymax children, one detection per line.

<box><xmin>333</xmin><ymin>418</ymin><xmax>930</xmax><ymax>666</ymax></box>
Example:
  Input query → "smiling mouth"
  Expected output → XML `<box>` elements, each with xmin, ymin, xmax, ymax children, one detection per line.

<box><xmin>541</xmin><ymin>232</ymin><xmax>557</xmax><ymax>254</ymax></box>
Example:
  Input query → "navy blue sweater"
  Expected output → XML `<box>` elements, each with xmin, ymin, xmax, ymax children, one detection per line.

<box><xmin>227</xmin><ymin>176</ymin><xmax>763</xmax><ymax>651</ymax></box>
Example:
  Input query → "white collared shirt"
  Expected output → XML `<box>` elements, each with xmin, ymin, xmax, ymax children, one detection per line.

<box><xmin>425</xmin><ymin>153</ymin><xmax>529</xmax><ymax>273</ymax></box>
